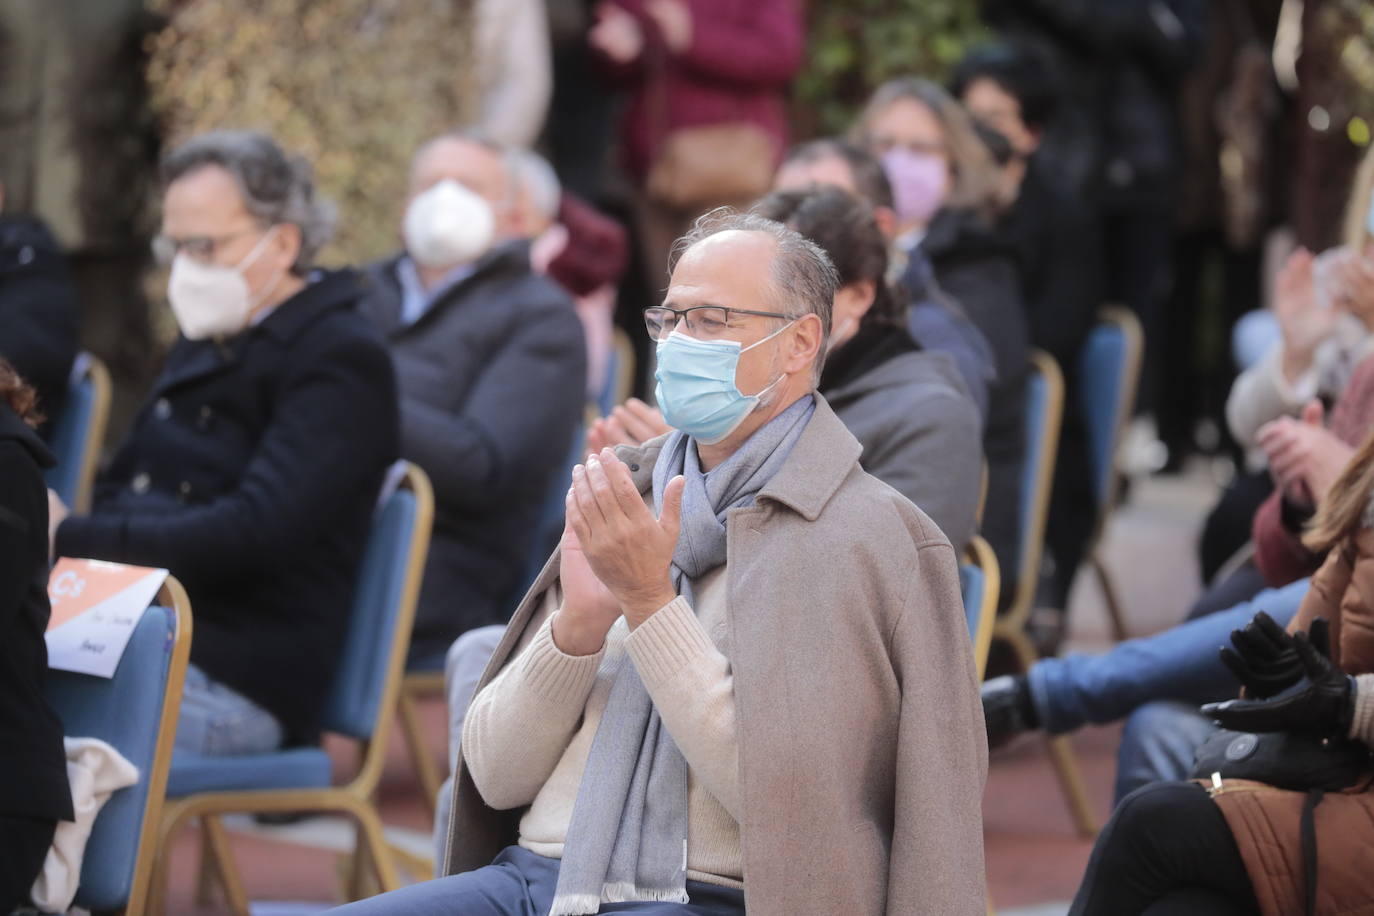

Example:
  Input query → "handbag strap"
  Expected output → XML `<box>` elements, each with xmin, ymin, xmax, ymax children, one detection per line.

<box><xmin>1301</xmin><ymin>788</ymin><xmax>1324</xmax><ymax>916</ymax></box>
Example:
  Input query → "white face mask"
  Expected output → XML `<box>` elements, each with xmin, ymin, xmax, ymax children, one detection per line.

<box><xmin>167</xmin><ymin>226</ymin><xmax>280</xmax><ymax>340</ymax></box>
<box><xmin>403</xmin><ymin>179</ymin><xmax>496</xmax><ymax>270</ymax></box>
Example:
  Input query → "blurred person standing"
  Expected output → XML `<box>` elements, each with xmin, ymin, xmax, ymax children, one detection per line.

<box><xmin>0</xmin><ymin>360</ymin><xmax>72</xmax><ymax>911</ymax></box>
<box><xmin>473</xmin><ymin>0</ymin><xmax>554</xmax><ymax>148</ymax></box>
<box><xmin>979</xmin><ymin>0</ymin><xmax>1206</xmax><ymax>461</ymax></box>
<box><xmin>852</xmin><ymin>78</ymin><xmax>1030</xmax><ymax>589</ymax></box>
<box><xmin>50</xmin><ymin>131</ymin><xmax>399</xmax><ymax>755</ymax></box>
<box><xmin>361</xmin><ymin>132</ymin><xmax>586</xmax><ymax>666</ymax></box>
<box><xmin>954</xmin><ymin>42</ymin><xmax>1102</xmax><ymax>616</ymax></box>
<box><xmin>588</xmin><ymin>0</ymin><xmax>804</xmax><ymax>285</ymax></box>
<box><xmin>0</xmin><ymin>180</ymin><xmax>80</xmax><ymax>438</ymax></box>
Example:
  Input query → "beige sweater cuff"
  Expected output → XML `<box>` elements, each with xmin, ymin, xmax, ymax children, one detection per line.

<box><xmin>625</xmin><ymin>596</ymin><xmax>716</xmax><ymax>686</ymax></box>
<box><xmin>517</xmin><ymin>615</ymin><xmax>605</xmax><ymax>701</ymax></box>
<box><xmin>1349</xmin><ymin>674</ymin><xmax>1374</xmax><ymax>745</ymax></box>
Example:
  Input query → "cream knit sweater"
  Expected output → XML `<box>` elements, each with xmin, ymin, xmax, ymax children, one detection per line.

<box><xmin>462</xmin><ymin>567</ymin><xmax>744</xmax><ymax>889</ymax></box>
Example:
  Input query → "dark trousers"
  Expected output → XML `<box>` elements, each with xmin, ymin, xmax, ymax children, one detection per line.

<box><xmin>0</xmin><ymin>814</ymin><xmax>56</xmax><ymax>911</ymax></box>
<box><xmin>1198</xmin><ymin>470</ymin><xmax>1273</xmax><ymax>584</ymax></box>
<box><xmin>1070</xmin><ymin>782</ymin><xmax>1259</xmax><ymax>916</ymax></box>
<box><xmin>329</xmin><ymin>846</ymin><xmax>746</xmax><ymax>915</ymax></box>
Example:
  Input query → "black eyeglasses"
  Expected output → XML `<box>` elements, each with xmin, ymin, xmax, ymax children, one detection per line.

<box><xmin>643</xmin><ymin>305</ymin><xmax>791</xmax><ymax>341</ymax></box>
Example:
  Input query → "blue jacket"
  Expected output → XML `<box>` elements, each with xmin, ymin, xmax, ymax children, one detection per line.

<box><xmin>57</xmin><ymin>270</ymin><xmax>399</xmax><ymax>736</ymax></box>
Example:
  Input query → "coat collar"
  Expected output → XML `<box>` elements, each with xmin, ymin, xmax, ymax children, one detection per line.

<box><xmin>253</xmin><ymin>268</ymin><xmax>364</xmax><ymax>343</ymax></box>
<box><xmin>155</xmin><ymin>269</ymin><xmax>362</xmax><ymax>396</ymax></box>
<box><xmin>369</xmin><ymin>241</ymin><xmax>533</xmax><ymax>336</ymax></box>
<box><xmin>617</xmin><ymin>393</ymin><xmax>862</xmax><ymax>523</ymax></box>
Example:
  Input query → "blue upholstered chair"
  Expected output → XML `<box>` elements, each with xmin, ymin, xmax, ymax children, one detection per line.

<box><xmin>961</xmin><ymin>535</ymin><xmax>999</xmax><ymax>681</ymax></box>
<box><xmin>45</xmin><ymin>578</ymin><xmax>193</xmax><ymax>915</ymax></box>
<box><xmin>985</xmin><ymin>350</ymin><xmax>1097</xmax><ymax>838</ymax></box>
<box><xmin>44</xmin><ymin>352</ymin><xmax>111</xmax><ymax>513</ymax></box>
<box><xmin>992</xmin><ymin>350</ymin><xmax>1064</xmax><ymax>672</ymax></box>
<box><xmin>151</xmin><ymin>462</ymin><xmax>434</xmax><ymax>914</ymax></box>
<box><xmin>1077</xmin><ymin>306</ymin><xmax>1144</xmax><ymax>641</ymax></box>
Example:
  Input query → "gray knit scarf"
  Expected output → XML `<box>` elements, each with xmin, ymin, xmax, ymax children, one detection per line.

<box><xmin>549</xmin><ymin>396</ymin><xmax>815</xmax><ymax>915</ymax></box>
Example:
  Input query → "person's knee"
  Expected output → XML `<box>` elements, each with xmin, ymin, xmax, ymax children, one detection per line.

<box><xmin>1116</xmin><ymin>702</ymin><xmax>1215</xmax><ymax>802</ymax></box>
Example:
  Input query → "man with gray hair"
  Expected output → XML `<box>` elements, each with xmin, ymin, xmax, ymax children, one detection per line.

<box><xmin>360</xmin><ymin>131</ymin><xmax>585</xmax><ymax>666</ymax></box>
<box><xmin>334</xmin><ymin>212</ymin><xmax>986</xmax><ymax>915</ymax></box>
<box><xmin>50</xmin><ymin>130</ymin><xmax>399</xmax><ymax>754</ymax></box>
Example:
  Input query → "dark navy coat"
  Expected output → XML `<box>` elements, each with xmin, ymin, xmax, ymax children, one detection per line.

<box><xmin>56</xmin><ymin>270</ymin><xmax>399</xmax><ymax>737</ymax></box>
<box><xmin>361</xmin><ymin>244</ymin><xmax>585</xmax><ymax>662</ymax></box>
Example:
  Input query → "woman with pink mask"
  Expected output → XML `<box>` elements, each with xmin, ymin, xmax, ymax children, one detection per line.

<box><xmin>853</xmin><ymin>78</ymin><xmax>1031</xmax><ymax>593</ymax></box>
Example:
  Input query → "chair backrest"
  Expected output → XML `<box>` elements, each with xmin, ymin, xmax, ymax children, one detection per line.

<box><xmin>1013</xmin><ymin>350</ymin><xmax>1065</xmax><ymax>614</ymax></box>
<box><xmin>1077</xmin><ymin>306</ymin><xmax>1143</xmax><ymax>515</ymax></box>
<box><xmin>44</xmin><ymin>578</ymin><xmax>191</xmax><ymax>913</ymax></box>
<box><xmin>44</xmin><ymin>352</ymin><xmax>112</xmax><ymax>513</ymax></box>
<box><xmin>961</xmin><ymin>535</ymin><xmax>1000</xmax><ymax>680</ymax></box>
<box><xmin>322</xmin><ymin>462</ymin><xmax>433</xmax><ymax>745</ymax></box>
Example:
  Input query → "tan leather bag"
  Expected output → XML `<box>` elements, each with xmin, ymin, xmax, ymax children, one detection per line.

<box><xmin>645</xmin><ymin>122</ymin><xmax>776</xmax><ymax>211</ymax></box>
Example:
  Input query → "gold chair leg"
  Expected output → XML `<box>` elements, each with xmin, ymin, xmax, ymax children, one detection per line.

<box><xmin>195</xmin><ymin>816</ymin><xmax>222</xmax><ymax>906</ymax></box>
<box><xmin>201</xmin><ymin>814</ymin><xmax>252</xmax><ymax>916</ymax></box>
<box><xmin>397</xmin><ymin>689</ymin><xmax>442</xmax><ymax>815</ymax></box>
<box><xmin>1093</xmin><ymin>552</ymin><xmax>1128</xmax><ymax>642</ymax></box>
<box><xmin>146</xmin><ymin>846</ymin><xmax>169</xmax><ymax>916</ymax></box>
<box><xmin>341</xmin><ymin>795</ymin><xmax>402</xmax><ymax>895</ymax></box>
<box><xmin>344</xmin><ymin>822</ymin><xmax>376</xmax><ymax>901</ymax></box>
<box><xmin>1045</xmin><ymin>735</ymin><xmax>1098</xmax><ymax>838</ymax></box>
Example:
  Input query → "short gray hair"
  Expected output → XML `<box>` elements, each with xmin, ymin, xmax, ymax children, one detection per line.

<box><xmin>161</xmin><ymin>130</ymin><xmax>336</xmax><ymax>276</ymax></box>
<box><xmin>510</xmin><ymin>149</ymin><xmax>561</xmax><ymax>223</ymax></box>
<box><xmin>672</xmin><ymin>209</ymin><xmax>837</xmax><ymax>379</ymax></box>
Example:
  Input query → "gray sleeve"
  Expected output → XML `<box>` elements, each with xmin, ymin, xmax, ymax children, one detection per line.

<box><xmin>860</xmin><ymin>390</ymin><xmax>982</xmax><ymax>554</ymax></box>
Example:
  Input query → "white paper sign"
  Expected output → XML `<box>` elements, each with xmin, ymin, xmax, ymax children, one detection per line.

<box><xmin>46</xmin><ymin>559</ymin><xmax>169</xmax><ymax>678</ymax></box>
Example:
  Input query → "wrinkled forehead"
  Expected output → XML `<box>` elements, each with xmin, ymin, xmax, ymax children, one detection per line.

<box><xmin>665</xmin><ymin>230</ymin><xmax>779</xmax><ymax>310</ymax></box>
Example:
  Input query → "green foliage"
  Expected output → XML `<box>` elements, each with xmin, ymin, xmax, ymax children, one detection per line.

<box><xmin>146</xmin><ymin>0</ymin><xmax>475</xmax><ymax>268</ymax></box>
<box><xmin>795</xmin><ymin>0</ymin><xmax>989</xmax><ymax>137</ymax></box>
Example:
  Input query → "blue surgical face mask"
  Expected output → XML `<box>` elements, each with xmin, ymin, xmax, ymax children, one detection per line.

<box><xmin>653</xmin><ymin>322</ymin><xmax>794</xmax><ymax>445</ymax></box>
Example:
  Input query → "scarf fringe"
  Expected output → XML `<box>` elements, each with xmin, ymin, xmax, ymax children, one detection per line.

<box><xmin>602</xmin><ymin>882</ymin><xmax>691</xmax><ymax>904</ymax></box>
<box><xmin>549</xmin><ymin>893</ymin><xmax>603</xmax><ymax>916</ymax></box>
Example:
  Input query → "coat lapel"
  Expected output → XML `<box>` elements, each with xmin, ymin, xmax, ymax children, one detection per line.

<box><xmin>151</xmin><ymin>337</ymin><xmax>243</xmax><ymax>399</ymax></box>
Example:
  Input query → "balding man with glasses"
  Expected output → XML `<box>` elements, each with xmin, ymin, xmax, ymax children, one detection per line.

<box><xmin>335</xmin><ymin>211</ymin><xmax>986</xmax><ymax>916</ymax></box>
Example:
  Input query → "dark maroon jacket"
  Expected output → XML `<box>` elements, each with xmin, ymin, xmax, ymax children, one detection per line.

<box><xmin>597</xmin><ymin>0</ymin><xmax>804</xmax><ymax>180</ymax></box>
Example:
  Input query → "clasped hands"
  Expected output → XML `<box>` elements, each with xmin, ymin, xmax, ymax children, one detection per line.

<box><xmin>551</xmin><ymin>446</ymin><xmax>685</xmax><ymax>657</ymax></box>
<box><xmin>1203</xmin><ymin>612</ymin><xmax>1355</xmax><ymax>739</ymax></box>
<box><xmin>1257</xmin><ymin>400</ymin><xmax>1353</xmax><ymax>509</ymax></box>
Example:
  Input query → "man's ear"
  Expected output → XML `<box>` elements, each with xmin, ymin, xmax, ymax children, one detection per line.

<box><xmin>275</xmin><ymin>222</ymin><xmax>303</xmax><ymax>271</ymax></box>
<box><xmin>786</xmin><ymin>313</ymin><xmax>824</xmax><ymax>375</ymax></box>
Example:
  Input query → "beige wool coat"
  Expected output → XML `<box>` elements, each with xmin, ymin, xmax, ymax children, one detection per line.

<box><xmin>441</xmin><ymin>395</ymin><xmax>988</xmax><ymax>914</ymax></box>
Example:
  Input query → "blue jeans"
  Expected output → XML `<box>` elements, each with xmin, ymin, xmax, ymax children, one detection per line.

<box><xmin>328</xmin><ymin>845</ymin><xmax>745</xmax><ymax>915</ymax></box>
<box><xmin>175</xmin><ymin>663</ymin><xmax>284</xmax><ymax>755</ymax></box>
<box><xmin>1114</xmin><ymin>701</ymin><xmax>1218</xmax><ymax>804</ymax></box>
<box><xmin>1026</xmin><ymin>579</ymin><xmax>1309</xmax><ymax>735</ymax></box>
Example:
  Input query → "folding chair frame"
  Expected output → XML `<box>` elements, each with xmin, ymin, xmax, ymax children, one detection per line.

<box><xmin>149</xmin><ymin>464</ymin><xmax>434</xmax><ymax>915</ymax></box>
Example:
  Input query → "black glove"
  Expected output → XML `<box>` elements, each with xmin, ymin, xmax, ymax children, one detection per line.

<box><xmin>1219</xmin><ymin>613</ymin><xmax>1330</xmax><ymax>699</ymax></box>
<box><xmin>1203</xmin><ymin>629</ymin><xmax>1356</xmax><ymax>737</ymax></box>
